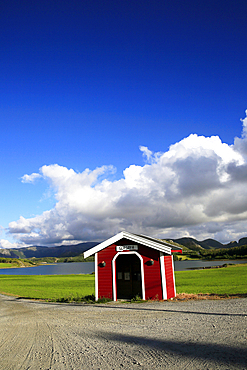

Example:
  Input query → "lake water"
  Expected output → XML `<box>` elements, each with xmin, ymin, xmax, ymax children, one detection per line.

<box><xmin>0</xmin><ymin>262</ymin><xmax>95</xmax><ymax>275</ymax></box>
<box><xmin>174</xmin><ymin>259</ymin><xmax>247</xmax><ymax>271</ymax></box>
<box><xmin>0</xmin><ymin>259</ymin><xmax>246</xmax><ymax>275</ymax></box>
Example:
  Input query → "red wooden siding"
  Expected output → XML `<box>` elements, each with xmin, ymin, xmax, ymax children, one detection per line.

<box><xmin>138</xmin><ymin>245</ymin><xmax>163</xmax><ymax>300</ymax></box>
<box><xmin>97</xmin><ymin>244</ymin><xmax>116</xmax><ymax>299</ymax></box>
<box><xmin>164</xmin><ymin>255</ymin><xmax>176</xmax><ymax>299</ymax></box>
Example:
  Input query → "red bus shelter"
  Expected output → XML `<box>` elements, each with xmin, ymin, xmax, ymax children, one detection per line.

<box><xmin>84</xmin><ymin>231</ymin><xmax>181</xmax><ymax>301</ymax></box>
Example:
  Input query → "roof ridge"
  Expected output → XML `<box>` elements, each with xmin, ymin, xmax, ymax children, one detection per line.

<box><xmin>84</xmin><ymin>231</ymin><xmax>173</xmax><ymax>258</ymax></box>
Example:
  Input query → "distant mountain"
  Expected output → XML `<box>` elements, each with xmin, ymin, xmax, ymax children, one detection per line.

<box><xmin>1</xmin><ymin>236</ymin><xmax>247</xmax><ymax>259</ymax></box>
<box><xmin>225</xmin><ymin>237</ymin><xmax>247</xmax><ymax>248</ymax></box>
<box><xmin>0</xmin><ymin>242</ymin><xmax>98</xmax><ymax>259</ymax></box>
<box><xmin>197</xmin><ymin>238</ymin><xmax>224</xmax><ymax>250</ymax></box>
<box><xmin>170</xmin><ymin>237</ymin><xmax>205</xmax><ymax>251</ymax></box>
<box><xmin>170</xmin><ymin>237</ymin><xmax>247</xmax><ymax>251</ymax></box>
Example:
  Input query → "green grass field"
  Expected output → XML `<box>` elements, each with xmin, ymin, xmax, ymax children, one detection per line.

<box><xmin>0</xmin><ymin>274</ymin><xmax>95</xmax><ymax>301</ymax></box>
<box><xmin>175</xmin><ymin>264</ymin><xmax>247</xmax><ymax>295</ymax></box>
<box><xmin>0</xmin><ymin>260</ymin><xmax>35</xmax><ymax>268</ymax></box>
<box><xmin>0</xmin><ymin>264</ymin><xmax>246</xmax><ymax>301</ymax></box>
<box><xmin>0</xmin><ymin>262</ymin><xmax>20</xmax><ymax>268</ymax></box>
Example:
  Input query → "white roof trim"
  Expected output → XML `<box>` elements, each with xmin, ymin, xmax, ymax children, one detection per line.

<box><xmin>84</xmin><ymin>231</ymin><xmax>172</xmax><ymax>258</ymax></box>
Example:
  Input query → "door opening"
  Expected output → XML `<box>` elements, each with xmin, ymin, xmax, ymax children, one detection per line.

<box><xmin>116</xmin><ymin>254</ymin><xmax>142</xmax><ymax>299</ymax></box>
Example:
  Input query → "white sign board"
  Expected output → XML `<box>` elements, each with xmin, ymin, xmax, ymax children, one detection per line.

<box><xmin>116</xmin><ymin>245</ymin><xmax>138</xmax><ymax>251</ymax></box>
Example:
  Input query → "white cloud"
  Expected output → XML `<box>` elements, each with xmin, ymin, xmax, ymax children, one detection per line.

<box><xmin>240</xmin><ymin>109</ymin><xmax>247</xmax><ymax>136</ymax></box>
<box><xmin>0</xmin><ymin>239</ymin><xmax>26</xmax><ymax>249</ymax></box>
<box><xmin>8</xmin><ymin>112</ymin><xmax>247</xmax><ymax>245</ymax></box>
<box><xmin>139</xmin><ymin>145</ymin><xmax>153</xmax><ymax>162</ymax></box>
<box><xmin>234</xmin><ymin>110</ymin><xmax>247</xmax><ymax>156</ymax></box>
<box><xmin>21</xmin><ymin>172</ymin><xmax>42</xmax><ymax>183</ymax></box>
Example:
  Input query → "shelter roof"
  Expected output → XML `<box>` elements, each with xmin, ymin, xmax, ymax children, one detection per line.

<box><xmin>84</xmin><ymin>231</ymin><xmax>179</xmax><ymax>258</ymax></box>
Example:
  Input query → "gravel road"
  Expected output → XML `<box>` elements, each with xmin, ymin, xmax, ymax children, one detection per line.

<box><xmin>0</xmin><ymin>294</ymin><xmax>246</xmax><ymax>370</ymax></box>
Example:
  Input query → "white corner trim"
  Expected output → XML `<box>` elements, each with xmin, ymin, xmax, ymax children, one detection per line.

<box><xmin>171</xmin><ymin>255</ymin><xmax>176</xmax><ymax>297</ymax></box>
<box><xmin>160</xmin><ymin>253</ymin><xmax>167</xmax><ymax>300</ymax></box>
<box><xmin>95</xmin><ymin>252</ymin><xmax>98</xmax><ymax>301</ymax></box>
<box><xmin>112</xmin><ymin>251</ymin><xmax>145</xmax><ymax>301</ymax></box>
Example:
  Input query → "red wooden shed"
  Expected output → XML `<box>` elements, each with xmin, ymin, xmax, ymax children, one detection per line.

<box><xmin>84</xmin><ymin>231</ymin><xmax>181</xmax><ymax>301</ymax></box>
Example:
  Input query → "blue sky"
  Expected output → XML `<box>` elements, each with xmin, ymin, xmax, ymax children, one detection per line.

<box><xmin>1</xmin><ymin>0</ymin><xmax>247</xmax><ymax>247</ymax></box>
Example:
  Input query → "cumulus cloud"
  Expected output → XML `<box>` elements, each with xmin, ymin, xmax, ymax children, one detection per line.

<box><xmin>21</xmin><ymin>172</ymin><xmax>42</xmax><ymax>183</ymax></box>
<box><xmin>0</xmin><ymin>239</ymin><xmax>25</xmax><ymax>249</ymax></box>
<box><xmin>7</xmin><ymin>112</ymin><xmax>247</xmax><ymax>246</ymax></box>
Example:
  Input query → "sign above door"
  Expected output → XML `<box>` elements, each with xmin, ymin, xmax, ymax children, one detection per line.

<box><xmin>116</xmin><ymin>245</ymin><xmax>138</xmax><ymax>251</ymax></box>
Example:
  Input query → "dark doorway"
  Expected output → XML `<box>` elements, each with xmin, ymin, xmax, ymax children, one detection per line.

<box><xmin>116</xmin><ymin>254</ymin><xmax>142</xmax><ymax>299</ymax></box>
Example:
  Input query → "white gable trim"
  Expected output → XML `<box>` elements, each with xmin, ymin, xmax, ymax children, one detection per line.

<box><xmin>84</xmin><ymin>231</ymin><xmax>172</xmax><ymax>258</ymax></box>
<box><xmin>95</xmin><ymin>252</ymin><xmax>98</xmax><ymax>301</ymax></box>
<box><xmin>84</xmin><ymin>231</ymin><xmax>124</xmax><ymax>258</ymax></box>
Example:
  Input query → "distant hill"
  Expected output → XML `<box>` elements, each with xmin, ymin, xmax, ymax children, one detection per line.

<box><xmin>0</xmin><ymin>242</ymin><xmax>98</xmax><ymax>259</ymax></box>
<box><xmin>169</xmin><ymin>237</ymin><xmax>204</xmax><ymax>251</ymax></box>
<box><xmin>199</xmin><ymin>238</ymin><xmax>224</xmax><ymax>249</ymax></box>
<box><xmin>1</xmin><ymin>236</ymin><xmax>247</xmax><ymax>259</ymax></box>
<box><xmin>225</xmin><ymin>237</ymin><xmax>247</xmax><ymax>248</ymax></box>
<box><xmin>169</xmin><ymin>237</ymin><xmax>247</xmax><ymax>251</ymax></box>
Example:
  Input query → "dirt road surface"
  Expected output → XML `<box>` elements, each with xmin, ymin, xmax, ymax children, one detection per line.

<box><xmin>0</xmin><ymin>294</ymin><xmax>246</xmax><ymax>369</ymax></box>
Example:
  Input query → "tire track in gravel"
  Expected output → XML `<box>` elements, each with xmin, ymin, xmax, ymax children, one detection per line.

<box><xmin>45</xmin><ymin>305</ymin><xmax>178</xmax><ymax>369</ymax></box>
<box><xmin>18</xmin><ymin>303</ymin><xmax>119</xmax><ymax>370</ymax></box>
<box><xmin>0</xmin><ymin>298</ymin><xmax>55</xmax><ymax>370</ymax></box>
<box><xmin>39</xmin><ymin>308</ymin><xmax>142</xmax><ymax>369</ymax></box>
<box><xmin>0</xmin><ymin>304</ymin><xmax>37</xmax><ymax>369</ymax></box>
<box><xmin>29</xmin><ymin>301</ymin><xmax>176</xmax><ymax>369</ymax></box>
<box><xmin>20</xmin><ymin>320</ymin><xmax>55</xmax><ymax>370</ymax></box>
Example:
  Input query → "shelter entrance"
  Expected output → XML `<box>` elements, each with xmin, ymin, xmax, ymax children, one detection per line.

<box><xmin>116</xmin><ymin>253</ymin><xmax>142</xmax><ymax>299</ymax></box>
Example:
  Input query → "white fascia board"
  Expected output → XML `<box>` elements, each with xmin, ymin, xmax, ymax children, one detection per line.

<box><xmin>126</xmin><ymin>232</ymin><xmax>171</xmax><ymax>255</ymax></box>
<box><xmin>138</xmin><ymin>233</ymin><xmax>175</xmax><ymax>252</ymax></box>
<box><xmin>84</xmin><ymin>231</ymin><xmax>125</xmax><ymax>258</ymax></box>
<box><xmin>84</xmin><ymin>231</ymin><xmax>171</xmax><ymax>258</ymax></box>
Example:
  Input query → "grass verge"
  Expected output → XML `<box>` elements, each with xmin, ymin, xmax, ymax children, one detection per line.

<box><xmin>0</xmin><ymin>264</ymin><xmax>246</xmax><ymax>302</ymax></box>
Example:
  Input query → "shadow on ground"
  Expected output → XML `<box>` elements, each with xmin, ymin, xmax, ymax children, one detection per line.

<box><xmin>98</xmin><ymin>331</ymin><xmax>247</xmax><ymax>367</ymax></box>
